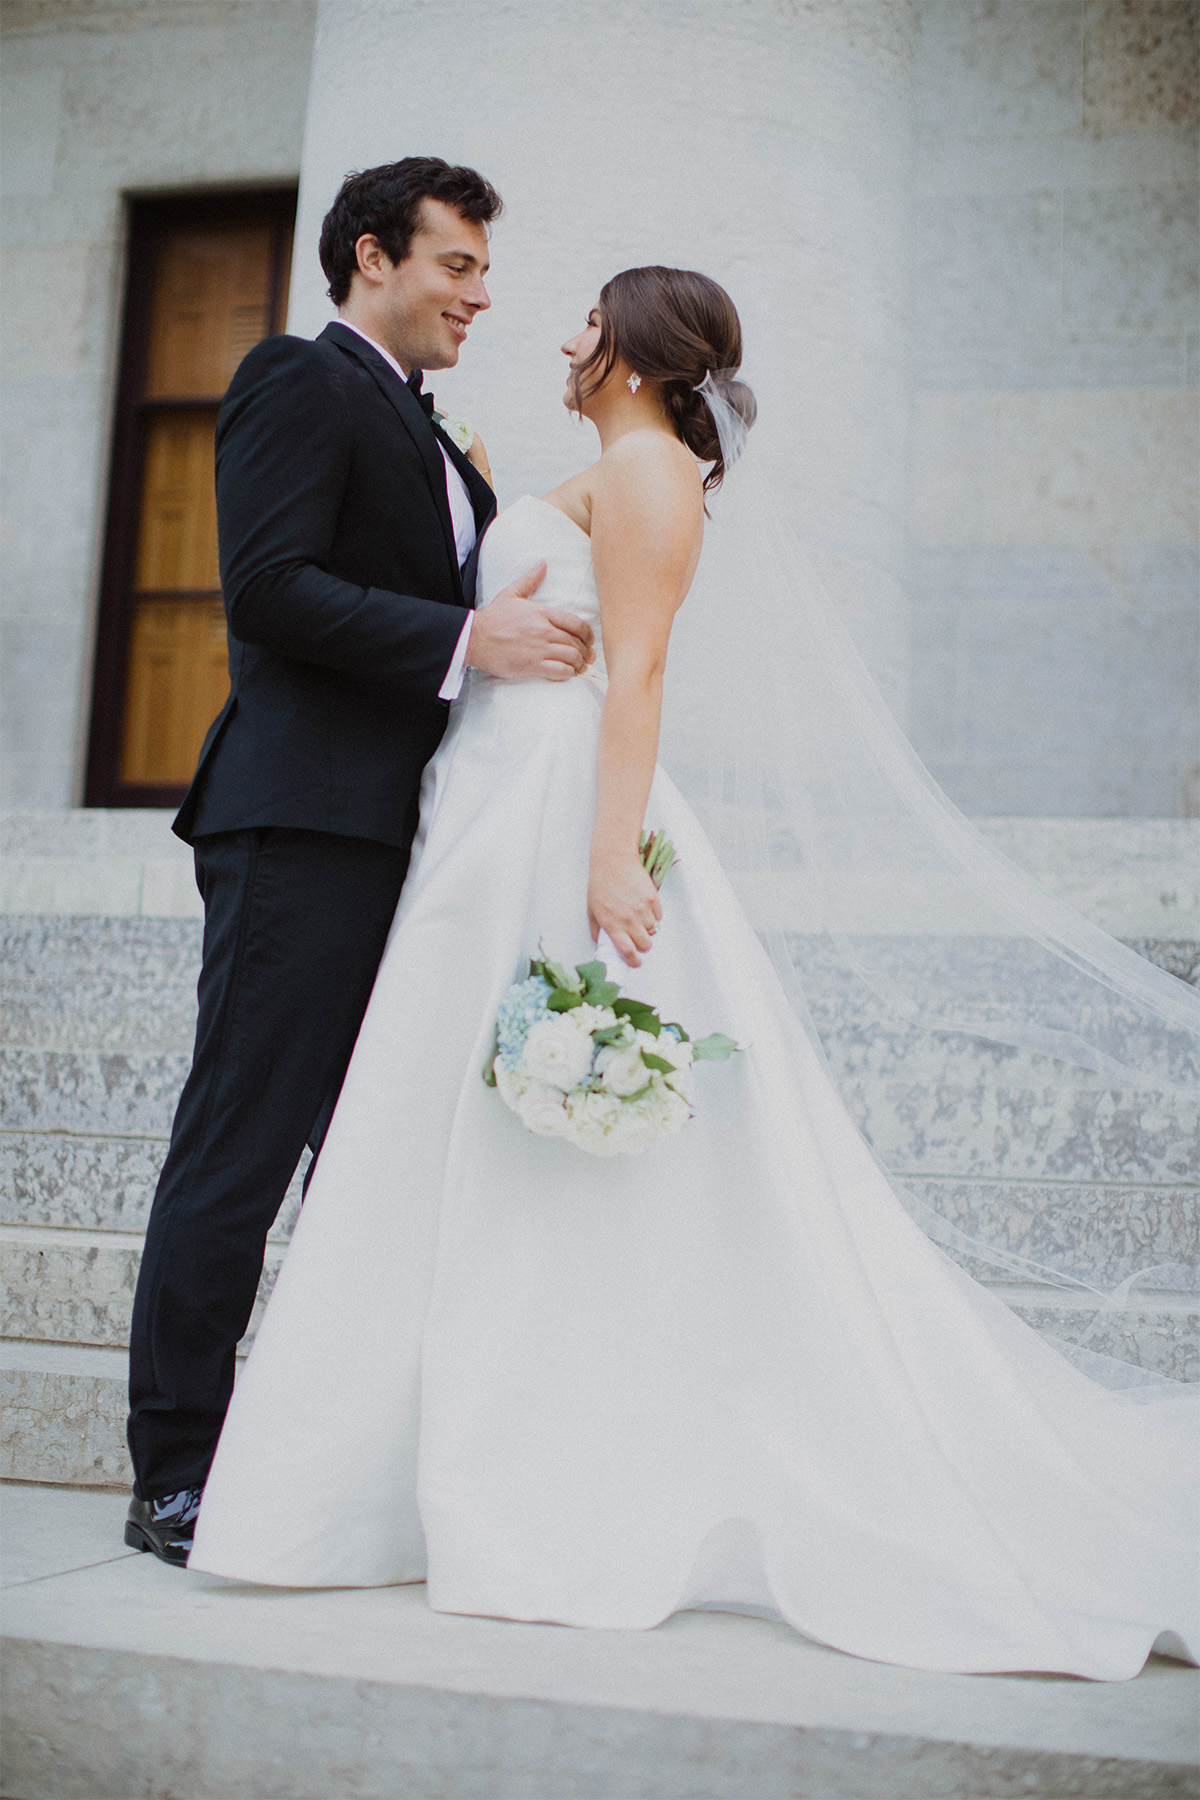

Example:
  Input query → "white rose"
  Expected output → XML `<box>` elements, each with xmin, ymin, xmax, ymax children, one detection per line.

<box><xmin>517</xmin><ymin>1084</ymin><xmax>570</xmax><ymax>1137</ymax></box>
<box><xmin>594</xmin><ymin>1043</ymin><xmax>649</xmax><ymax>1098</ymax></box>
<box><xmin>437</xmin><ymin>412</ymin><xmax>475</xmax><ymax>452</ymax></box>
<box><xmin>664</xmin><ymin>1064</ymin><xmax>694</xmax><ymax>1102</ymax></box>
<box><xmin>495</xmin><ymin>1063</ymin><xmax>531</xmax><ymax>1108</ymax></box>
<box><xmin>631</xmin><ymin>1031</ymin><xmax>692</xmax><ymax>1099</ymax></box>
<box><xmin>575</xmin><ymin>1003</ymin><xmax>618</xmax><ymax>1033</ymax></box>
<box><xmin>520</xmin><ymin>1014</ymin><xmax>596</xmax><ymax>1091</ymax></box>
<box><xmin>623</xmin><ymin>1075</ymin><xmax>690</xmax><ymax>1147</ymax></box>
<box><xmin>498</xmin><ymin>1064</ymin><xmax>568</xmax><ymax>1135</ymax></box>
<box><xmin>564</xmin><ymin>1088</ymin><xmax>624</xmax><ymax>1155</ymax></box>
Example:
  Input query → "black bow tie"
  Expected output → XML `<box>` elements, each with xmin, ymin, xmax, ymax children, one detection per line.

<box><xmin>407</xmin><ymin>369</ymin><xmax>436</xmax><ymax>420</ymax></box>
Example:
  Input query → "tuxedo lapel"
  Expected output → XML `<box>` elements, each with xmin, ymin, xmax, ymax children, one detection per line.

<box><xmin>434</xmin><ymin>433</ymin><xmax>495</xmax><ymax>611</ymax></box>
<box><xmin>319</xmin><ymin>321</ymin><xmax>462</xmax><ymax>593</ymax></box>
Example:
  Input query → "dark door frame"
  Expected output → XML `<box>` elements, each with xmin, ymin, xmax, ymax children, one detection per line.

<box><xmin>84</xmin><ymin>185</ymin><xmax>298</xmax><ymax>809</ymax></box>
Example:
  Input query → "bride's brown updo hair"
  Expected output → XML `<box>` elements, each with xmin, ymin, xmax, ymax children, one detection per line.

<box><xmin>572</xmin><ymin>266</ymin><xmax>755</xmax><ymax>493</ymax></box>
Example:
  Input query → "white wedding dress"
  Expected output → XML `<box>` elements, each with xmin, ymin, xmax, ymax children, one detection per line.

<box><xmin>190</xmin><ymin>494</ymin><xmax>1198</xmax><ymax>1680</ymax></box>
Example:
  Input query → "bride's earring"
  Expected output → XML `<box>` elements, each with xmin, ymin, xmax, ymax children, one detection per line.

<box><xmin>627</xmin><ymin>373</ymin><xmax>641</xmax><ymax>394</ymax></box>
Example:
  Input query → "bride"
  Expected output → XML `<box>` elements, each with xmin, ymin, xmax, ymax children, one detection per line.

<box><xmin>189</xmin><ymin>266</ymin><xmax>1198</xmax><ymax>1682</ymax></box>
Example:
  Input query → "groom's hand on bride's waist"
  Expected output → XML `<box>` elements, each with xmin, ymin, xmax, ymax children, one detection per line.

<box><xmin>465</xmin><ymin>562</ymin><xmax>595</xmax><ymax>682</ymax></box>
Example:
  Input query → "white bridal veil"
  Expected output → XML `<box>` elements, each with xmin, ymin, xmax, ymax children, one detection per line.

<box><xmin>660</xmin><ymin>375</ymin><xmax>1200</xmax><ymax>1391</ymax></box>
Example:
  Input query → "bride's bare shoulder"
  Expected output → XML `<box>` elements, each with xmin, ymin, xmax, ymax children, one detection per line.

<box><xmin>594</xmin><ymin>429</ymin><xmax>704</xmax><ymax>523</ymax></box>
<box><xmin>599</xmin><ymin>428</ymin><xmax>700</xmax><ymax>482</ymax></box>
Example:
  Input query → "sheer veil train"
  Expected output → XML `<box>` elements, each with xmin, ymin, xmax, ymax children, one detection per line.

<box><xmin>662</xmin><ymin>371</ymin><xmax>1199</xmax><ymax>1393</ymax></box>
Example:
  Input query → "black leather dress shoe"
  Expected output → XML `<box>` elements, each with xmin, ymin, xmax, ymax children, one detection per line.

<box><xmin>124</xmin><ymin>1487</ymin><xmax>203</xmax><ymax>1567</ymax></box>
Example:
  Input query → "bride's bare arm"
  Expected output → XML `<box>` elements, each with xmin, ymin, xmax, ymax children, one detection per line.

<box><xmin>588</xmin><ymin>435</ymin><xmax>704</xmax><ymax>965</ymax></box>
<box><xmin>465</xmin><ymin>430</ymin><xmax>493</xmax><ymax>488</ymax></box>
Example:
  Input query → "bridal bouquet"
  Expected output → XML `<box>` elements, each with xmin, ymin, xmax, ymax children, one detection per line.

<box><xmin>483</xmin><ymin>832</ymin><xmax>738</xmax><ymax>1157</ymax></box>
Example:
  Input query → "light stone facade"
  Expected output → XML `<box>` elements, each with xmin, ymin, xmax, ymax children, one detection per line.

<box><xmin>908</xmin><ymin>0</ymin><xmax>1200</xmax><ymax>816</ymax></box>
<box><xmin>290</xmin><ymin>0</ymin><xmax>915</xmax><ymax>713</ymax></box>
<box><xmin>0</xmin><ymin>0</ymin><xmax>318</xmax><ymax>809</ymax></box>
<box><xmin>1</xmin><ymin>0</ymin><xmax>1196</xmax><ymax>816</ymax></box>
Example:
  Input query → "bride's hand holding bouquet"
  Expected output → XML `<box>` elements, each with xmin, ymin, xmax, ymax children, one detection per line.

<box><xmin>486</xmin><ymin>832</ymin><xmax>739</xmax><ymax>1158</ymax></box>
<box><xmin>587</xmin><ymin>844</ymin><xmax>662</xmax><ymax>968</ymax></box>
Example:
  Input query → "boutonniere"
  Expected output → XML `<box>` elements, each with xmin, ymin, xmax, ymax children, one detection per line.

<box><xmin>432</xmin><ymin>410</ymin><xmax>475</xmax><ymax>454</ymax></box>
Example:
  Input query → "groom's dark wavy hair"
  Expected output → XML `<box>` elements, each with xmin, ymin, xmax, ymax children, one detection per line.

<box><xmin>319</xmin><ymin>158</ymin><xmax>503</xmax><ymax>306</ymax></box>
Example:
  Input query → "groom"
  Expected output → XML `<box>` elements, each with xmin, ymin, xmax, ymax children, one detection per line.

<box><xmin>125</xmin><ymin>158</ymin><xmax>595</xmax><ymax>1564</ymax></box>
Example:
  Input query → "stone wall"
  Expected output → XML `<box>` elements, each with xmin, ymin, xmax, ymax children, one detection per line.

<box><xmin>290</xmin><ymin>0</ymin><xmax>916</xmax><ymax>715</ymax></box>
<box><xmin>0</xmin><ymin>0</ymin><xmax>317</xmax><ymax>809</ymax></box>
<box><xmin>907</xmin><ymin>0</ymin><xmax>1200</xmax><ymax>817</ymax></box>
<box><xmin>1</xmin><ymin>0</ymin><xmax>1195</xmax><ymax>817</ymax></box>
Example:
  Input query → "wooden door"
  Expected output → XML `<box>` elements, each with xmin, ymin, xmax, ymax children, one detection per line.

<box><xmin>86</xmin><ymin>190</ymin><xmax>296</xmax><ymax>806</ymax></box>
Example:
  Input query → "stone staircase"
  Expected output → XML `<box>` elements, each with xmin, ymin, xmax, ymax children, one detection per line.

<box><xmin>1</xmin><ymin>910</ymin><xmax>305</xmax><ymax>1486</ymax></box>
<box><xmin>1</xmin><ymin>810</ymin><xmax>1197</xmax><ymax>1491</ymax></box>
<box><xmin>2</xmin><ymin>809</ymin><xmax>1198</xmax><ymax>1799</ymax></box>
<box><xmin>0</xmin><ymin>814</ymin><xmax>301</xmax><ymax>1487</ymax></box>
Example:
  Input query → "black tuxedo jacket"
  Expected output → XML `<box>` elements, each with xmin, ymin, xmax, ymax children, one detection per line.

<box><xmin>175</xmin><ymin>320</ymin><xmax>496</xmax><ymax>850</ymax></box>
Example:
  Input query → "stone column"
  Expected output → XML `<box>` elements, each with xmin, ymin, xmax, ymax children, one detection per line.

<box><xmin>292</xmin><ymin>0</ymin><xmax>913</xmax><ymax>711</ymax></box>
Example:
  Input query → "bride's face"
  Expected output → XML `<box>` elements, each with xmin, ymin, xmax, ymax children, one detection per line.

<box><xmin>561</xmin><ymin>307</ymin><xmax>603</xmax><ymax>413</ymax></box>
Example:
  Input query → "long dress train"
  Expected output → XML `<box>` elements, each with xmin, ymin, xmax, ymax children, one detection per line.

<box><xmin>190</xmin><ymin>494</ymin><xmax>1198</xmax><ymax>1680</ymax></box>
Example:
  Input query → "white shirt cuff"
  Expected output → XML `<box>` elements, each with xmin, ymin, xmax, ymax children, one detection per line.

<box><xmin>438</xmin><ymin>613</ymin><xmax>474</xmax><ymax>701</ymax></box>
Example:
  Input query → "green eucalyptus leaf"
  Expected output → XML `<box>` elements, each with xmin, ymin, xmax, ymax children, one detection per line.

<box><xmin>575</xmin><ymin>960</ymin><xmax>606</xmax><ymax>986</ymax></box>
<box><xmin>482</xmin><ymin>1059</ymin><xmax>498</xmax><ymax>1087</ymax></box>
<box><xmin>614</xmin><ymin>999</ymin><xmax>661</xmax><ymax>1035</ymax></box>
<box><xmin>547</xmin><ymin>988</ymin><xmax>584</xmax><ymax>1012</ymax></box>
<box><xmin>585</xmin><ymin>981</ymin><xmax>621</xmax><ymax>1008</ymax></box>
<box><xmin>639</xmin><ymin>828</ymin><xmax>677</xmax><ymax>889</ymax></box>
<box><xmin>543</xmin><ymin>960</ymin><xmax>580</xmax><ymax>992</ymax></box>
<box><xmin>692</xmin><ymin>1032</ymin><xmax>740</xmax><ymax>1061</ymax></box>
<box><xmin>641</xmin><ymin>1052</ymin><xmax>675</xmax><ymax>1074</ymax></box>
<box><xmin>528</xmin><ymin>959</ymin><xmax>546</xmax><ymax>981</ymax></box>
<box><xmin>590</xmin><ymin>1024</ymin><xmax>628</xmax><ymax>1045</ymax></box>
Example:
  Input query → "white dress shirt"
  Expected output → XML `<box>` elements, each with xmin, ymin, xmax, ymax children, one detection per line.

<box><xmin>338</xmin><ymin>321</ymin><xmax>476</xmax><ymax>700</ymax></box>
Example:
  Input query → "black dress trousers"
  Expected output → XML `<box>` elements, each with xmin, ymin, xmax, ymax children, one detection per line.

<box><xmin>127</xmin><ymin>826</ymin><xmax>411</xmax><ymax>1499</ymax></box>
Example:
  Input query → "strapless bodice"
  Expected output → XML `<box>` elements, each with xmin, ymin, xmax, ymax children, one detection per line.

<box><xmin>479</xmin><ymin>494</ymin><xmax>598</xmax><ymax>619</ymax></box>
<box><xmin>477</xmin><ymin>494</ymin><xmax>605</xmax><ymax>683</ymax></box>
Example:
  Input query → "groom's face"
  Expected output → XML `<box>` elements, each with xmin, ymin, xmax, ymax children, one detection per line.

<box><xmin>371</xmin><ymin>198</ymin><xmax>491</xmax><ymax>372</ymax></box>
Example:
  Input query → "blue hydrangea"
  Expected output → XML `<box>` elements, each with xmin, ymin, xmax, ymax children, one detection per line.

<box><xmin>495</xmin><ymin>974</ymin><xmax>553</xmax><ymax>1071</ymax></box>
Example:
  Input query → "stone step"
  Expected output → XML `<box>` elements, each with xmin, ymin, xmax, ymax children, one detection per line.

<box><xmin>4</xmin><ymin>1280</ymin><xmax>1194</xmax><ymax>1491</ymax></box>
<box><xmin>0</xmin><ymin>1127</ymin><xmax>1191</xmax><ymax>1279</ymax></box>
<box><xmin>0</xmin><ymin>1130</ymin><xmax>304</xmax><ymax>1239</ymax></box>
<box><xmin>0</xmin><ymin>808</ymin><xmax>201</xmax><ymax>920</ymax></box>
<box><xmin>3</xmin><ymin>1045</ymin><xmax>1192</xmax><ymax>1185</ymax></box>
<box><xmin>902</xmin><ymin>1175</ymin><xmax>1197</xmax><ymax>1290</ymax></box>
<box><xmin>2</xmin><ymin>1342</ymin><xmax>133</xmax><ymax>1486</ymax></box>
<box><xmin>0</xmin><ymin>1225</ymin><xmax>285</xmax><ymax>1351</ymax></box>
<box><xmin>3</xmin><ymin>1484</ymin><xmax>1197</xmax><ymax>1800</ymax></box>
<box><xmin>992</xmin><ymin>1283</ymin><xmax>1198</xmax><ymax>1385</ymax></box>
<box><xmin>0</xmin><ymin>1049</ymin><xmax>191</xmax><ymax>1137</ymax></box>
<box><xmin>8</xmin><ymin>1225</ymin><xmax>1192</xmax><ymax>1370</ymax></box>
<box><xmin>844</xmin><ymin>1076</ymin><xmax>1199</xmax><ymax>1185</ymax></box>
<box><xmin>818</xmin><ymin>1020</ymin><xmax>1199</xmax><ymax>1092</ymax></box>
<box><xmin>5</xmin><ymin>917</ymin><xmax>1196</xmax><ymax>1057</ymax></box>
<box><xmin>1</xmin><ymin>915</ymin><xmax>200</xmax><ymax>1053</ymax></box>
